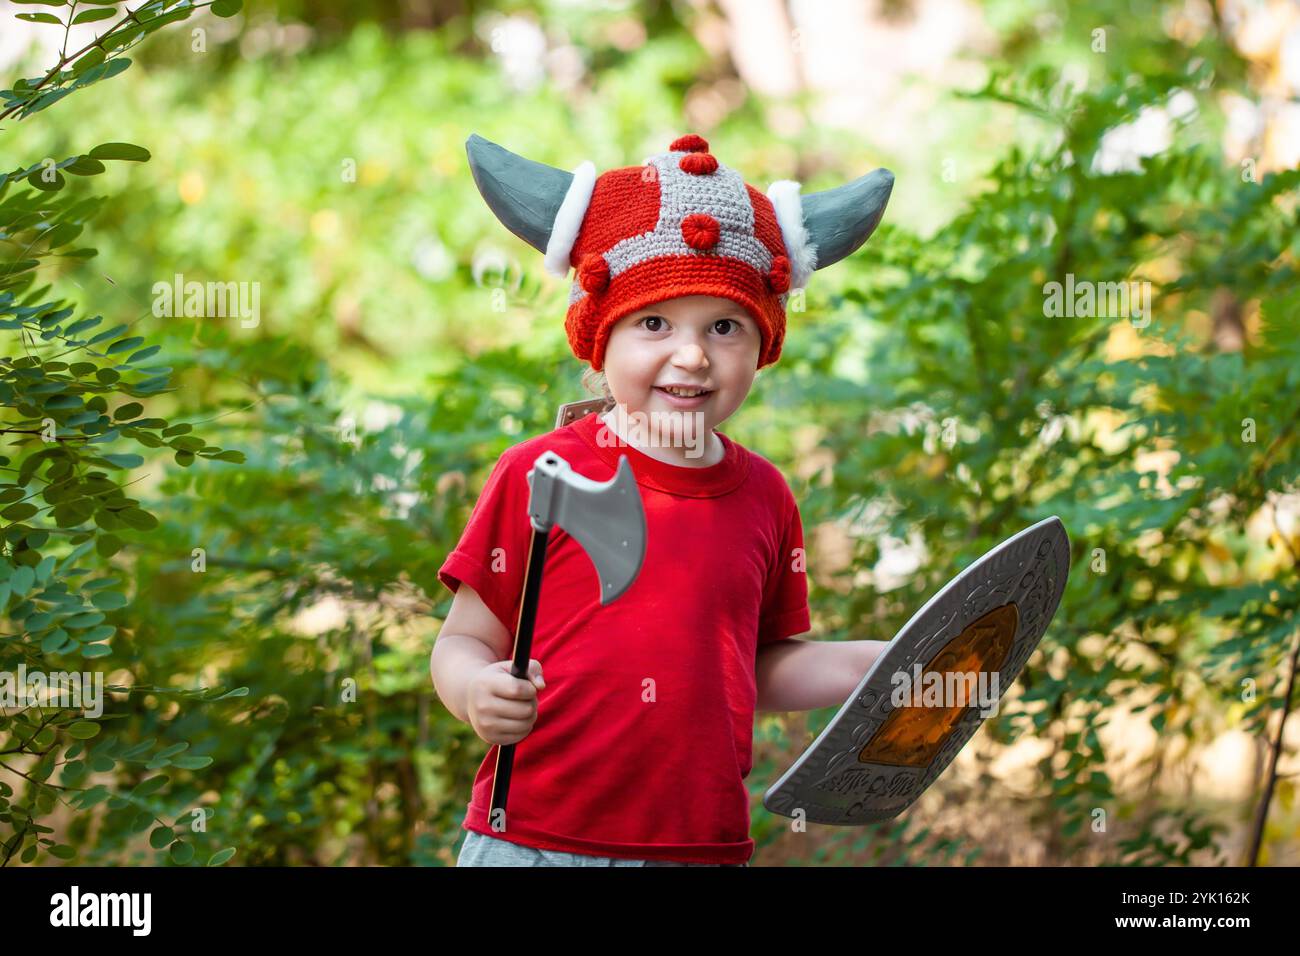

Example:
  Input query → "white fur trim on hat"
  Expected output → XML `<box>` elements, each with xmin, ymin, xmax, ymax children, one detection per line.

<box><xmin>766</xmin><ymin>179</ymin><xmax>817</xmax><ymax>290</ymax></box>
<box><xmin>544</xmin><ymin>160</ymin><xmax>597</xmax><ymax>277</ymax></box>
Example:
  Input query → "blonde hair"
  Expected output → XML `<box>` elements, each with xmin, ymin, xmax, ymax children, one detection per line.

<box><xmin>581</xmin><ymin>366</ymin><xmax>616</xmax><ymax>411</ymax></box>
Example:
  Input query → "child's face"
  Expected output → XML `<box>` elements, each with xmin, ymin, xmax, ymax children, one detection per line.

<box><xmin>600</xmin><ymin>294</ymin><xmax>762</xmax><ymax>432</ymax></box>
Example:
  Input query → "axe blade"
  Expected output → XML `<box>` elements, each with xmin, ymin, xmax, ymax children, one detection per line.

<box><xmin>527</xmin><ymin>452</ymin><xmax>646</xmax><ymax>605</ymax></box>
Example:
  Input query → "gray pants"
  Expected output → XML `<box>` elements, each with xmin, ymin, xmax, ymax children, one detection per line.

<box><xmin>457</xmin><ymin>829</ymin><xmax>748</xmax><ymax>867</ymax></box>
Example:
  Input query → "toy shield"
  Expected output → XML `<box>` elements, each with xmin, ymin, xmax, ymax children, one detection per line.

<box><xmin>763</xmin><ymin>516</ymin><xmax>1071</xmax><ymax>825</ymax></box>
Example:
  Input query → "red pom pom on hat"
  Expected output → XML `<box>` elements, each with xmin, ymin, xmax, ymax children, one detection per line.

<box><xmin>669</xmin><ymin>134</ymin><xmax>709</xmax><ymax>153</ymax></box>
<box><xmin>681</xmin><ymin>213</ymin><xmax>720</xmax><ymax>250</ymax></box>
<box><xmin>679</xmin><ymin>152</ymin><xmax>719</xmax><ymax>175</ymax></box>
<box><xmin>579</xmin><ymin>253</ymin><xmax>609</xmax><ymax>293</ymax></box>
<box><xmin>767</xmin><ymin>254</ymin><xmax>791</xmax><ymax>294</ymax></box>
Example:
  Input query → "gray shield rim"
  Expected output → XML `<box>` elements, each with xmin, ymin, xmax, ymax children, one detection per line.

<box><xmin>762</xmin><ymin>516</ymin><xmax>1071</xmax><ymax>826</ymax></box>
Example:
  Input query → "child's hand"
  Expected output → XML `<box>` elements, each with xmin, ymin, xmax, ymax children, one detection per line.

<box><xmin>466</xmin><ymin>659</ymin><xmax>546</xmax><ymax>746</ymax></box>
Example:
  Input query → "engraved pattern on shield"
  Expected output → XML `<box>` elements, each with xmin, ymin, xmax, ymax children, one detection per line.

<box><xmin>915</xmin><ymin>529</ymin><xmax>1068</xmax><ymax>792</ymax></box>
<box><xmin>768</xmin><ymin>536</ymin><xmax>1037</xmax><ymax>823</ymax></box>
<box><xmin>812</xmin><ymin>536</ymin><xmax>1038</xmax><ymax>792</ymax></box>
<box><xmin>766</xmin><ymin>522</ymin><xmax>1069</xmax><ymax>824</ymax></box>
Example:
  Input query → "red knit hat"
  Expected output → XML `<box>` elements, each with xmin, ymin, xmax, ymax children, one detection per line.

<box><xmin>466</xmin><ymin>131</ymin><xmax>895</xmax><ymax>372</ymax></box>
<box><xmin>558</xmin><ymin>134</ymin><xmax>796</xmax><ymax>371</ymax></box>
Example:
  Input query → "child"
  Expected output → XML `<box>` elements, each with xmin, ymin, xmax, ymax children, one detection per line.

<box><xmin>433</xmin><ymin>133</ymin><xmax>895</xmax><ymax>866</ymax></box>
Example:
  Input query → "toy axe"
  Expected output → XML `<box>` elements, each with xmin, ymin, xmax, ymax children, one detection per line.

<box><xmin>489</xmin><ymin>449</ymin><xmax>647</xmax><ymax>829</ymax></box>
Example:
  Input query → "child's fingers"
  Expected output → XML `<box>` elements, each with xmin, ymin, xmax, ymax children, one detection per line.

<box><xmin>490</xmin><ymin>697</ymin><xmax>537</xmax><ymax>721</ymax></box>
<box><xmin>526</xmin><ymin>659</ymin><xmax>545</xmax><ymax>688</ymax></box>
<box><xmin>494</xmin><ymin>674</ymin><xmax>539</xmax><ymax>701</ymax></box>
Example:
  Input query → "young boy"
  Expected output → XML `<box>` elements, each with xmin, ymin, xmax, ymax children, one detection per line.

<box><xmin>433</xmin><ymin>133</ymin><xmax>895</xmax><ymax>866</ymax></box>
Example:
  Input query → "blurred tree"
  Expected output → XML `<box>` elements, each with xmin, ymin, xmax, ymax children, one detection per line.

<box><xmin>1</xmin><ymin>0</ymin><xmax>246</xmax><ymax>868</ymax></box>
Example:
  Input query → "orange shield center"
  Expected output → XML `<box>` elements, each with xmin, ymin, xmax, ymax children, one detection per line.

<box><xmin>858</xmin><ymin>602</ymin><xmax>1019</xmax><ymax>767</ymax></box>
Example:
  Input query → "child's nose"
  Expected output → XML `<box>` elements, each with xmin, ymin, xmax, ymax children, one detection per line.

<box><xmin>671</xmin><ymin>342</ymin><xmax>709</xmax><ymax>368</ymax></box>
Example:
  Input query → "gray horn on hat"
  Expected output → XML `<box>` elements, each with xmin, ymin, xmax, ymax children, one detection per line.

<box><xmin>464</xmin><ymin>132</ymin><xmax>894</xmax><ymax>269</ymax></box>
<box><xmin>465</xmin><ymin>133</ymin><xmax>572</xmax><ymax>254</ymax></box>
<box><xmin>799</xmin><ymin>168</ymin><xmax>895</xmax><ymax>268</ymax></box>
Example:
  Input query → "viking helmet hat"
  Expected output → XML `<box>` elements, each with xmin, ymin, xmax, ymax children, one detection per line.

<box><xmin>466</xmin><ymin>132</ymin><xmax>893</xmax><ymax>371</ymax></box>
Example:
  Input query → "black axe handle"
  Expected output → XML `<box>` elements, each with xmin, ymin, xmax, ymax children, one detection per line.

<box><xmin>488</xmin><ymin>523</ymin><xmax>550</xmax><ymax>829</ymax></box>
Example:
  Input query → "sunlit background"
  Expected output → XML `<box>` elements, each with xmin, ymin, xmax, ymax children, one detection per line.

<box><xmin>2</xmin><ymin>0</ymin><xmax>1298</xmax><ymax>866</ymax></box>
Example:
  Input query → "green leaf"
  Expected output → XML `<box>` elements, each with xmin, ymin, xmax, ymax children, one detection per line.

<box><xmin>65</xmin><ymin>319</ymin><xmax>103</xmax><ymax>339</ymax></box>
<box><xmin>73</xmin><ymin>786</ymin><xmax>111</xmax><ymax>809</ymax></box>
<box><xmin>114</xmin><ymin>402</ymin><xmax>144</xmax><ymax>420</ymax></box>
<box><xmin>98</xmin><ymin>454</ymin><xmax>143</xmax><ymax>469</ymax></box>
<box><xmin>72</xmin><ymin>7</ymin><xmax>117</xmax><ymax>23</ymax></box>
<box><xmin>87</xmin><ymin>323</ymin><xmax>128</xmax><ymax>345</ymax></box>
<box><xmin>171</xmin><ymin>755</ymin><xmax>213</xmax><ymax>770</ymax></box>
<box><xmin>71</xmin><ymin>48</ymin><xmax>106</xmax><ymax>76</ymax></box>
<box><xmin>106</xmin><ymin>336</ymin><xmax>145</xmax><ymax>355</ymax></box>
<box><xmin>65</xmin><ymin>611</ymin><xmax>106</xmax><ymax>628</ymax></box>
<box><xmin>26</xmin><ymin>167</ymin><xmax>66</xmax><ymax>191</ymax></box>
<box><xmin>149</xmin><ymin>826</ymin><xmax>175</xmax><ymax>849</ymax></box>
<box><xmin>207</xmin><ymin>847</ymin><xmax>237</xmax><ymax>866</ymax></box>
<box><xmin>118</xmin><ymin>508</ymin><xmax>158</xmax><ymax>530</ymax></box>
<box><xmin>72</xmin><ymin>57</ymin><xmax>131</xmax><ymax>87</ymax></box>
<box><xmin>10</xmin><ymin>566</ymin><xmax>34</xmax><ymax>597</ymax></box>
<box><xmin>131</xmin><ymin>775</ymin><xmax>169</xmax><ymax>797</ymax></box>
<box><xmin>90</xmin><ymin>753</ymin><xmax>115</xmax><ymax>773</ymax></box>
<box><xmin>41</xmin><ymin>222</ymin><xmax>83</xmax><ymax>247</ymax></box>
<box><xmin>169</xmin><ymin>841</ymin><xmax>195</xmax><ymax>864</ymax></box>
<box><xmin>64</xmin><ymin>156</ymin><xmax>106</xmax><ymax>176</ymax></box>
<box><xmin>88</xmin><ymin>142</ymin><xmax>150</xmax><ymax>163</ymax></box>
<box><xmin>127</xmin><ymin>345</ymin><xmax>161</xmax><ymax>364</ymax></box>
<box><xmin>90</xmin><ymin>590</ymin><xmax>128</xmax><ymax>610</ymax></box>
<box><xmin>21</xmin><ymin>87</ymin><xmax>72</xmax><ymax>116</ymax></box>
<box><xmin>40</xmin><ymin>630</ymin><xmax>72</xmax><ymax>653</ymax></box>
<box><xmin>212</xmin><ymin>0</ymin><xmax>242</xmax><ymax>17</ymax></box>
<box><xmin>81</xmin><ymin>624</ymin><xmax>116</xmax><ymax>643</ymax></box>
<box><xmin>16</xmin><ymin>12</ymin><xmax>64</xmax><ymax>23</ymax></box>
<box><xmin>66</xmin><ymin>721</ymin><xmax>101</xmax><ymax>739</ymax></box>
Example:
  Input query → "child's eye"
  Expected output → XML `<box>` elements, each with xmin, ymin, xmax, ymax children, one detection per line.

<box><xmin>713</xmin><ymin>319</ymin><xmax>741</xmax><ymax>335</ymax></box>
<box><xmin>639</xmin><ymin>315</ymin><xmax>666</xmax><ymax>332</ymax></box>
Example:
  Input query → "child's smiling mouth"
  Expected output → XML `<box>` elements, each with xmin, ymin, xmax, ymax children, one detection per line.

<box><xmin>653</xmin><ymin>385</ymin><xmax>714</xmax><ymax>408</ymax></box>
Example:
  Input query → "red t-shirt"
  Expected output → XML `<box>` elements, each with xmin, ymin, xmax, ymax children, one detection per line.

<box><xmin>437</xmin><ymin>411</ymin><xmax>810</xmax><ymax>864</ymax></box>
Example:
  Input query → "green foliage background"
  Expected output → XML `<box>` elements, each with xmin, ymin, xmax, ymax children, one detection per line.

<box><xmin>1</xmin><ymin>0</ymin><xmax>1296</xmax><ymax>865</ymax></box>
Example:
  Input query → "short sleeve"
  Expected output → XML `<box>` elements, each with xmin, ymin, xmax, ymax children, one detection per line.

<box><xmin>437</xmin><ymin>449</ymin><xmax>534</xmax><ymax>637</ymax></box>
<box><xmin>757</xmin><ymin>490</ymin><xmax>810</xmax><ymax>645</ymax></box>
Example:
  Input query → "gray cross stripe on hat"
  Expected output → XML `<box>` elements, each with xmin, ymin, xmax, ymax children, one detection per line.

<box><xmin>568</xmin><ymin>149</ymin><xmax>780</xmax><ymax>307</ymax></box>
